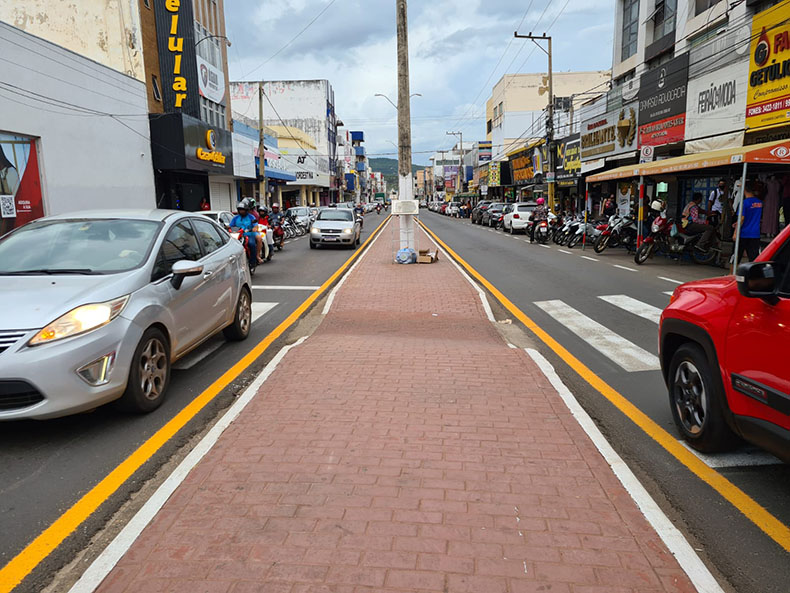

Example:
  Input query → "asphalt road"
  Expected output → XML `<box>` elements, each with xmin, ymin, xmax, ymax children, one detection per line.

<box><xmin>422</xmin><ymin>210</ymin><xmax>790</xmax><ymax>593</ymax></box>
<box><xmin>0</xmin><ymin>217</ymin><xmax>382</xmax><ymax>592</ymax></box>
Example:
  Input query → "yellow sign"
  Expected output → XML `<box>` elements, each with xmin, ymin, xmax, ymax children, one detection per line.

<box><xmin>166</xmin><ymin>0</ymin><xmax>187</xmax><ymax>108</ymax></box>
<box><xmin>746</xmin><ymin>0</ymin><xmax>790</xmax><ymax>131</ymax></box>
<box><xmin>196</xmin><ymin>129</ymin><xmax>226</xmax><ymax>164</ymax></box>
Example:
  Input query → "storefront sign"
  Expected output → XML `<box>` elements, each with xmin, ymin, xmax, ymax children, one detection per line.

<box><xmin>685</xmin><ymin>58</ymin><xmax>748</xmax><ymax>150</ymax></box>
<box><xmin>510</xmin><ymin>148</ymin><xmax>535</xmax><ymax>186</ymax></box>
<box><xmin>196</xmin><ymin>129</ymin><xmax>227</xmax><ymax>164</ymax></box>
<box><xmin>197</xmin><ymin>55</ymin><xmax>226</xmax><ymax>105</ymax></box>
<box><xmin>638</xmin><ymin>53</ymin><xmax>689</xmax><ymax>147</ymax></box>
<box><xmin>746</xmin><ymin>0</ymin><xmax>790</xmax><ymax>132</ymax></box>
<box><xmin>478</xmin><ymin>141</ymin><xmax>492</xmax><ymax>164</ymax></box>
<box><xmin>555</xmin><ymin>134</ymin><xmax>580</xmax><ymax>185</ymax></box>
<box><xmin>489</xmin><ymin>162</ymin><xmax>501</xmax><ymax>187</ymax></box>
<box><xmin>150</xmin><ymin>113</ymin><xmax>233</xmax><ymax>175</ymax></box>
<box><xmin>153</xmin><ymin>0</ymin><xmax>200</xmax><ymax>117</ymax></box>
<box><xmin>581</xmin><ymin>104</ymin><xmax>638</xmax><ymax>160</ymax></box>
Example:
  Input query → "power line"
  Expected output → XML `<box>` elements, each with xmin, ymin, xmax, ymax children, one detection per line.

<box><xmin>239</xmin><ymin>0</ymin><xmax>338</xmax><ymax>80</ymax></box>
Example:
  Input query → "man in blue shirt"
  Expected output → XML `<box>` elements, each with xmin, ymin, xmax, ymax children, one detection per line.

<box><xmin>230</xmin><ymin>199</ymin><xmax>264</xmax><ymax>263</ymax></box>
<box><xmin>737</xmin><ymin>181</ymin><xmax>764</xmax><ymax>263</ymax></box>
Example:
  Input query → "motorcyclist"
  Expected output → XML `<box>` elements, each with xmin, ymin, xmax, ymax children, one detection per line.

<box><xmin>354</xmin><ymin>202</ymin><xmax>365</xmax><ymax>217</ymax></box>
<box><xmin>257</xmin><ymin>206</ymin><xmax>274</xmax><ymax>261</ymax></box>
<box><xmin>681</xmin><ymin>192</ymin><xmax>715</xmax><ymax>249</ymax></box>
<box><xmin>269</xmin><ymin>202</ymin><xmax>283</xmax><ymax>227</ymax></box>
<box><xmin>529</xmin><ymin>198</ymin><xmax>549</xmax><ymax>243</ymax></box>
<box><xmin>230</xmin><ymin>198</ymin><xmax>264</xmax><ymax>263</ymax></box>
<box><xmin>376</xmin><ymin>203</ymin><xmax>382</xmax><ymax>215</ymax></box>
<box><xmin>247</xmin><ymin>198</ymin><xmax>260</xmax><ymax>222</ymax></box>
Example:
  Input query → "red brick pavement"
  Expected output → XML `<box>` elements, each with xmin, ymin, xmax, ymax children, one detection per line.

<box><xmin>95</xmin><ymin>224</ymin><xmax>699</xmax><ymax>593</ymax></box>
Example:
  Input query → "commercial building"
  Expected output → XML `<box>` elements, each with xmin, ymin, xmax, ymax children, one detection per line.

<box><xmin>350</xmin><ymin>131</ymin><xmax>367</xmax><ymax>202</ymax></box>
<box><xmin>230</xmin><ymin>80</ymin><xmax>339</xmax><ymax>206</ymax></box>
<box><xmin>0</xmin><ymin>5</ymin><xmax>155</xmax><ymax>234</ymax></box>
<box><xmin>141</xmin><ymin>0</ymin><xmax>236</xmax><ymax>211</ymax></box>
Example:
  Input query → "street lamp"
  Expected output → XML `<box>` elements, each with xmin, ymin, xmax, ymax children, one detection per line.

<box><xmin>195</xmin><ymin>34</ymin><xmax>232</xmax><ymax>47</ymax></box>
<box><xmin>374</xmin><ymin>93</ymin><xmax>421</xmax><ymax>110</ymax></box>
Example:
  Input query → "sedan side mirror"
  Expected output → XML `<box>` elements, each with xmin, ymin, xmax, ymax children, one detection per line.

<box><xmin>171</xmin><ymin>260</ymin><xmax>203</xmax><ymax>290</ymax></box>
<box><xmin>736</xmin><ymin>261</ymin><xmax>778</xmax><ymax>304</ymax></box>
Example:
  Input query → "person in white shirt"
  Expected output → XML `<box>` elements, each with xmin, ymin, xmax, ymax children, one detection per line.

<box><xmin>707</xmin><ymin>179</ymin><xmax>726</xmax><ymax>228</ymax></box>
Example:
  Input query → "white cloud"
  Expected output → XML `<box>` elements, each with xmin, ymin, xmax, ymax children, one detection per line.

<box><xmin>225</xmin><ymin>0</ymin><xmax>614</xmax><ymax>165</ymax></box>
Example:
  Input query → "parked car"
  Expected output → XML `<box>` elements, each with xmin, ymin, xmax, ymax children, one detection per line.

<box><xmin>0</xmin><ymin>210</ymin><xmax>252</xmax><ymax>420</ymax></box>
<box><xmin>503</xmin><ymin>202</ymin><xmax>537</xmax><ymax>234</ymax></box>
<box><xmin>201</xmin><ymin>210</ymin><xmax>234</xmax><ymax>227</ymax></box>
<box><xmin>659</xmin><ymin>224</ymin><xmax>790</xmax><ymax>461</ymax></box>
<box><xmin>471</xmin><ymin>201</ymin><xmax>492</xmax><ymax>224</ymax></box>
<box><xmin>310</xmin><ymin>208</ymin><xmax>361</xmax><ymax>249</ymax></box>
<box><xmin>447</xmin><ymin>201</ymin><xmax>461</xmax><ymax>217</ymax></box>
<box><xmin>481</xmin><ymin>202</ymin><xmax>507</xmax><ymax>227</ymax></box>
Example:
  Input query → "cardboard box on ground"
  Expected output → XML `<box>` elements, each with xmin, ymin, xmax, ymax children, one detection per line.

<box><xmin>417</xmin><ymin>249</ymin><xmax>439</xmax><ymax>263</ymax></box>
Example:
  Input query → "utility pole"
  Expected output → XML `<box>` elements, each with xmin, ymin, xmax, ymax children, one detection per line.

<box><xmin>514</xmin><ymin>32</ymin><xmax>554</xmax><ymax>212</ymax></box>
<box><xmin>258</xmin><ymin>82</ymin><xmax>267</xmax><ymax>206</ymax></box>
<box><xmin>446</xmin><ymin>131</ymin><xmax>464</xmax><ymax>193</ymax></box>
<box><xmin>396</xmin><ymin>0</ymin><xmax>415</xmax><ymax>250</ymax></box>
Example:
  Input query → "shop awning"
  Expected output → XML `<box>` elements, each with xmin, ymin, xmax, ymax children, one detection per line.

<box><xmin>266</xmin><ymin>168</ymin><xmax>296</xmax><ymax>182</ymax></box>
<box><xmin>586</xmin><ymin>139</ymin><xmax>790</xmax><ymax>182</ymax></box>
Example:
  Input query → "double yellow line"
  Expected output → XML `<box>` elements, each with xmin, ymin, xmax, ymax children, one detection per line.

<box><xmin>418</xmin><ymin>219</ymin><xmax>790</xmax><ymax>553</ymax></box>
<box><xmin>0</xmin><ymin>216</ymin><xmax>391</xmax><ymax>593</ymax></box>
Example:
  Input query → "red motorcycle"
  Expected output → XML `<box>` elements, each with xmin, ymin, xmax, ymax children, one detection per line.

<box><xmin>634</xmin><ymin>208</ymin><xmax>716</xmax><ymax>265</ymax></box>
<box><xmin>228</xmin><ymin>224</ymin><xmax>263</xmax><ymax>275</ymax></box>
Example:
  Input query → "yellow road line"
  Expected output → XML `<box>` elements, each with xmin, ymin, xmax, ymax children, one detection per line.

<box><xmin>418</xmin><ymin>218</ymin><xmax>790</xmax><ymax>552</ymax></box>
<box><xmin>0</xmin><ymin>216</ymin><xmax>392</xmax><ymax>593</ymax></box>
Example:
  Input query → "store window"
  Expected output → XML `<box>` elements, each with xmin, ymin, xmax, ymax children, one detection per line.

<box><xmin>652</xmin><ymin>0</ymin><xmax>677</xmax><ymax>40</ymax></box>
<box><xmin>151</xmin><ymin>75</ymin><xmax>162</xmax><ymax>102</ymax></box>
<box><xmin>695</xmin><ymin>0</ymin><xmax>723</xmax><ymax>17</ymax></box>
<box><xmin>621</xmin><ymin>0</ymin><xmax>639</xmax><ymax>61</ymax></box>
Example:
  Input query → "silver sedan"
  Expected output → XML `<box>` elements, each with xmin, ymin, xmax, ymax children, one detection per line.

<box><xmin>309</xmin><ymin>208</ymin><xmax>361</xmax><ymax>249</ymax></box>
<box><xmin>0</xmin><ymin>210</ymin><xmax>252</xmax><ymax>420</ymax></box>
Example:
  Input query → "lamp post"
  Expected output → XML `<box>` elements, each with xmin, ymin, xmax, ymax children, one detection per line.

<box><xmin>374</xmin><ymin>93</ymin><xmax>422</xmax><ymax>110</ymax></box>
<box><xmin>195</xmin><ymin>34</ymin><xmax>232</xmax><ymax>47</ymax></box>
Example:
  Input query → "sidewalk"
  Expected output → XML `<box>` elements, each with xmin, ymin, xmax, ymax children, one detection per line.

<box><xmin>92</xmin><ymin>223</ymin><xmax>700</xmax><ymax>593</ymax></box>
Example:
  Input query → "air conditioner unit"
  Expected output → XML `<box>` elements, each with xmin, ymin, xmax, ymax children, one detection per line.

<box><xmin>392</xmin><ymin>200</ymin><xmax>419</xmax><ymax>215</ymax></box>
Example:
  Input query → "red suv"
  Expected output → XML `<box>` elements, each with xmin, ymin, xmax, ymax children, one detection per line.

<box><xmin>660</xmin><ymin>225</ymin><xmax>790</xmax><ymax>462</ymax></box>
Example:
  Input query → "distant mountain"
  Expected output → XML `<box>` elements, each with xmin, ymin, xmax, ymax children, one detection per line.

<box><xmin>368</xmin><ymin>157</ymin><xmax>422</xmax><ymax>191</ymax></box>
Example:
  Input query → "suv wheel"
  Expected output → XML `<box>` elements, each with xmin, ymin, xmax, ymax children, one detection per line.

<box><xmin>668</xmin><ymin>344</ymin><xmax>735</xmax><ymax>452</ymax></box>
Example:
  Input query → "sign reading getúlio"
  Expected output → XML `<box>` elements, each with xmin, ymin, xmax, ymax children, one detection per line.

<box><xmin>746</xmin><ymin>0</ymin><xmax>790</xmax><ymax>132</ymax></box>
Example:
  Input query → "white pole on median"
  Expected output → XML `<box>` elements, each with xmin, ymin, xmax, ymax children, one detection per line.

<box><xmin>396</xmin><ymin>0</ymin><xmax>415</xmax><ymax>250</ymax></box>
<box><xmin>732</xmin><ymin>162</ymin><xmax>748</xmax><ymax>275</ymax></box>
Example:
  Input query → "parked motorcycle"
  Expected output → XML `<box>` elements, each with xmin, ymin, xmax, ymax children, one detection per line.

<box><xmin>634</xmin><ymin>206</ymin><xmax>717</xmax><ymax>265</ymax></box>
<box><xmin>567</xmin><ymin>218</ymin><xmax>605</xmax><ymax>249</ymax></box>
<box><xmin>593</xmin><ymin>214</ymin><xmax>638</xmax><ymax>254</ymax></box>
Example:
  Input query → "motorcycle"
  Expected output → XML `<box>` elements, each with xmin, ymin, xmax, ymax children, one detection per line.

<box><xmin>634</xmin><ymin>210</ymin><xmax>717</xmax><ymax>265</ymax></box>
<box><xmin>535</xmin><ymin>219</ymin><xmax>550</xmax><ymax>244</ymax></box>
<box><xmin>228</xmin><ymin>225</ymin><xmax>262</xmax><ymax>276</ymax></box>
<box><xmin>593</xmin><ymin>214</ymin><xmax>638</xmax><ymax>254</ymax></box>
<box><xmin>567</xmin><ymin>218</ymin><xmax>606</xmax><ymax>249</ymax></box>
<box><xmin>272</xmin><ymin>221</ymin><xmax>285</xmax><ymax>251</ymax></box>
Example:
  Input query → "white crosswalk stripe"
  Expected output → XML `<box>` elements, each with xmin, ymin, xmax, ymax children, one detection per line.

<box><xmin>534</xmin><ymin>300</ymin><xmax>660</xmax><ymax>372</ymax></box>
<box><xmin>598</xmin><ymin>295</ymin><xmax>662</xmax><ymax>324</ymax></box>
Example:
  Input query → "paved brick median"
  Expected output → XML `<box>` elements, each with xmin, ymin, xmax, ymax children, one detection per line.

<box><xmin>96</xmin><ymin>223</ymin><xmax>698</xmax><ymax>593</ymax></box>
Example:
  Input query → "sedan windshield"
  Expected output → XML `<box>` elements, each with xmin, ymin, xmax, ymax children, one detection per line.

<box><xmin>290</xmin><ymin>208</ymin><xmax>309</xmax><ymax>216</ymax></box>
<box><xmin>318</xmin><ymin>210</ymin><xmax>353</xmax><ymax>222</ymax></box>
<box><xmin>0</xmin><ymin>219</ymin><xmax>161</xmax><ymax>274</ymax></box>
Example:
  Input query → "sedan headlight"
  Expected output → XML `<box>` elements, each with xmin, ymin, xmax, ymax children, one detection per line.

<box><xmin>29</xmin><ymin>296</ymin><xmax>129</xmax><ymax>346</ymax></box>
<box><xmin>311</xmin><ymin>227</ymin><xmax>320</xmax><ymax>234</ymax></box>
<box><xmin>342</xmin><ymin>228</ymin><xmax>353</xmax><ymax>234</ymax></box>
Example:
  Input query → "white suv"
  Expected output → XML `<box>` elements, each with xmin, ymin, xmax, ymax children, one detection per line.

<box><xmin>503</xmin><ymin>202</ymin><xmax>537</xmax><ymax>234</ymax></box>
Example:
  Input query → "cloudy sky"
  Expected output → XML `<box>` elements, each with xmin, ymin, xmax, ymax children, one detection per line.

<box><xmin>225</xmin><ymin>0</ymin><xmax>614</xmax><ymax>165</ymax></box>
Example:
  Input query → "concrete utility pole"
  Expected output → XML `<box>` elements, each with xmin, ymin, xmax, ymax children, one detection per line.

<box><xmin>258</xmin><ymin>82</ymin><xmax>267</xmax><ymax>206</ymax></box>
<box><xmin>396</xmin><ymin>0</ymin><xmax>416</xmax><ymax>249</ymax></box>
<box><xmin>446</xmin><ymin>131</ymin><xmax>464</xmax><ymax>193</ymax></box>
<box><xmin>514</xmin><ymin>32</ymin><xmax>554</xmax><ymax>211</ymax></box>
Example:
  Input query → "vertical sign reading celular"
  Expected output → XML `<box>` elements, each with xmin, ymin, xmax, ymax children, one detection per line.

<box><xmin>153</xmin><ymin>0</ymin><xmax>200</xmax><ymax>118</ymax></box>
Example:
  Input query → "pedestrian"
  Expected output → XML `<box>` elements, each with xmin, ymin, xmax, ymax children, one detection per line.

<box><xmin>199</xmin><ymin>196</ymin><xmax>210</xmax><ymax>211</ymax></box>
<box><xmin>707</xmin><ymin>179</ymin><xmax>726</xmax><ymax>229</ymax></box>
<box><xmin>735</xmin><ymin>181</ymin><xmax>764</xmax><ymax>263</ymax></box>
<box><xmin>603</xmin><ymin>194</ymin><xmax>617</xmax><ymax>218</ymax></box>
<box><xmin>681</xmin><ymin>193</ymin><xmax>715</xmax><ymax>249</ymax></box>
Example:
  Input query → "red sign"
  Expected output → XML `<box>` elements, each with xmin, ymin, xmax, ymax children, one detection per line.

<box><xmin>638</xmin><ymin>114</ymin><xmax>686</xmax><ymax>147</ymax></box>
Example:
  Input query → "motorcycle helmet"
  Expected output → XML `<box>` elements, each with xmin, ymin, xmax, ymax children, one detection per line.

<box><xmin>238</xmin><ymin>198</ymin><xmax>252</xmax><ymax>211</ymax></box>
<box><xmin>272</xmin><ymin>202</ymin><xmax>280</xmax><ymax>211</ymax></box>
<box><xmin>650</xmin><ymin>199</ymin><xmax>664</xmax><ymax>212</ymax></box>
<box><xmin>536</xmin><ymin>198</ymin><xmax>545</xmax><ymax>205</ymax></box>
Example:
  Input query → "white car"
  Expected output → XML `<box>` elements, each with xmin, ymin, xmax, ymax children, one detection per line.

<box><xmin>503</xmin><ymin>202</ymin><xmax>537</xmax><ymax>234</ymax></box>
<box><xmin>446</xmin><ymin>201</ymin><xmax>461</xmax><ymax>217</ymax></box>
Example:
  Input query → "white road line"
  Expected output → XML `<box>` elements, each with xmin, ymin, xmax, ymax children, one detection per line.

<box><xmin>172</xmin><ymin>339</ymin><xmax>223</xmax><ymax>371</ymax></box>
<box><xmin>534</xmin><ymin>300</ymin><xmax>660</xmax><ymax>372</ymax></box>
<box><xmin>252</xmin><ymin>302</ymin><xmax>278</xmax><ymax>323</ymax></box>
<box><xmin>613</xmin><ymin>264</ymin><xmax>639</xmax><ymax>273</ymax></box>
<box><xmin>526</xmin><ymin>349</ymin><xmax>724</xmax><ymax>593</ymax></box>
<box><xmin>539</xmin><ymin>244</ymin><xmax>551</xmax><ymax>249</ymax></box>
<box><xmin>664</xmin><ymin>291</ymin><xmax>674</xmax><ymax>296</ymax></box>
<box><xmin>558</xmin><ymin>249</ymin><xmax>572</xmax><ymax>254</ymax></box>
<box><xmin>598</xmin><ymin>295</ymin><xmax>662</xmax><ymax>324</ymax></box>
<box><xmin>252</xmin><ymin>285</ymin><xmax>321</xmax><ymax>290</ymax></box>
<box><xmin>68</xmin><ymin>337</ymin><xmax>309</xmax><ymax>593</ymax></box>
<box><xmin>580</xmin><ymin>255</ymin><xmax>599</xmax><ymax>262</ymax></box>
<box><xmin>322</xmin><ymin>218</ymin><xmax>389</xmax><ymax>315</ymax></box>
<box><xmin>679</xmin><ymin>441</ymin><xmax>782</xmax><ymax>468</ymax></box>
<box><xmin>658</xmin><ymin>276</ymin><xmax>683</xmax><ymax>285</ymax></box>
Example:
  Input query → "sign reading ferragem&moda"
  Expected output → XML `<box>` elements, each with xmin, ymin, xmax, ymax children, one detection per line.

<box><xmin>746</xmin><ymin>0</ymin><xmax>790</xmax><ymax>131</ymax></box>
<box><xmin>638</xmin><ymin>53</ymin><xmax>689</xmax><ymax>147</ymax></box>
